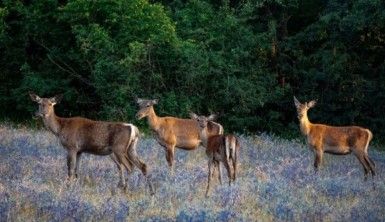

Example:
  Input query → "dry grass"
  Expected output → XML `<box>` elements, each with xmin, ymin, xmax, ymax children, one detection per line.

<box><xmin>0</xmin><ymin>124</ymin><xmax>384</xmax><ymax>221</ymax></box>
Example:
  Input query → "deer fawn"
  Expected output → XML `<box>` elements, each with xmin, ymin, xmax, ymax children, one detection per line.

<box><xmin>135</xmin><ymin>98</ymin><xmax>223</xmax><ymax>173</ymax></box>
<box><xmin>293</xmin><ymin>96</ymin><xmax>375</xmax><ymax>178</ymax></box>
<box><xmin>190</xmin><ymin>113</ymin><xmax>239</xmax><ymax>197</ymax></box>
<box><xmin>30</xmin><ymin>92</ymin><xmax>153</xmax><ymax>194</ymax></box>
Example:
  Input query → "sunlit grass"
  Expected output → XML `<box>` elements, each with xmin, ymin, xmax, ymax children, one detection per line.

<box><xmin>0</xmin><ymin>124</ymin><xmax>384</xmax><ymax>221</ymax></box>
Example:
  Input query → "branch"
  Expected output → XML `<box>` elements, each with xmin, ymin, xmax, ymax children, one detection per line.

<box><xmin>46</xmin><ymin>54</ymin><xmax>93</xmax><ymax>87</ymax></box>
<box><xmin>36</xmin><ymin>41</ymin><xmax>94</xmax><ymax>87</ymax></box>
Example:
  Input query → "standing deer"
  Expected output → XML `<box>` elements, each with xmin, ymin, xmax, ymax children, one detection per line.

<box><xmin>29</xmin><ymin>92</ymin><xmax>153</xmax><ymax>194</ymax></box>
<box><xmin>293</xmin><ymin>96</ymin><xmax>375</xmax><ymax>178</ymax></box>
<box><xmin>135</xmin><ymin>98</ymin><xmax>223</xmax><ymax>173</ymax></box>
<box><xmin>190</xmin><ymin>113</ymin><xmax>239</xmax><ymax>197</ymax></box>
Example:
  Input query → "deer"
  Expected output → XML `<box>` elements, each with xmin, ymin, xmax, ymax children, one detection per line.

<box><xmin>190</xmin><ymin>113</ymin><xmax>240</xmax><ymax>197</ymax></box>
<box><xmin>135</xmin><ymin>98</ymin><xmax>223</xmax><ymax>173</ymax></box>
<box><xmin>293</xmin><ymin>96</ymin><xmax>375</xmax><ymax>179</ymax></box>
<box><xmin>29</xmin><ymin>92</ymin><xmax>154</xmax><ymax>194</ymax></box>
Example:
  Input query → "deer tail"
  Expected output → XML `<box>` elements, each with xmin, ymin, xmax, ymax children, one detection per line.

<box><xmin>364</xmin><ymin>129</ymin><xmax>373</xmax><ymax>154</ymax></box>
<box><xmin>218</xmin><ymin>124</ymin><xmax>224</xmax><ymax>135</ymax></box>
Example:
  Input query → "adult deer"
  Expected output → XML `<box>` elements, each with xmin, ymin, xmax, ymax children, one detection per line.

<box><xmin>135</xmin><ymin>98</ymin><xmax>223</xmax><ymax>172</ymax></box>
<box><xmin>293</xmin><ymin>96</ymin><xmax>375</xmax><ymax>178</ymax></box>
<box><xmin>190</xmin><ymin>113</ymin><xmax>239</xmax><ymax>197</ymax></box>
<box><xmin>29</xmin><ymin>92</ymin><xmax>153</xmax><ymax>194</ymax></box>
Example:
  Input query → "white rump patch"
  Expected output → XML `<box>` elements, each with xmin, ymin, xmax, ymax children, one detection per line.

<box><xmin>218</xmin><ymin>124</ymin><xmax>224</xmax><ymax>135</ymax></box>
<box><xmin>122</xmin><ymin>123</ymin><xmax>137</xmax><ymax>143</ymax></box>
<box><xmin>225</xmin><ymin>137</ymin><xmax>230</xmax><ymax>163</ymax></box>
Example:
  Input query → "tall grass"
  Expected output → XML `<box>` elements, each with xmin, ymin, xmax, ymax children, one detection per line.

<box><xmin>0</xmin><ymin>125</ymin><xmax>384</xmax><ymax>221</ymax></box>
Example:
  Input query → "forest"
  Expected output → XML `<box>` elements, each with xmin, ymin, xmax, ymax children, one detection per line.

<box><xmin>1</xmin><ymin>0</ymin><xmax>384</xmax><ymax>142</ymax></box>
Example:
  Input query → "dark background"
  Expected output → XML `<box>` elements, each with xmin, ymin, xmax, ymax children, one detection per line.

<box><xmin>0</xmin><ymin>0</ymin><xmax>384</xmax><ymax>144</ymax></box>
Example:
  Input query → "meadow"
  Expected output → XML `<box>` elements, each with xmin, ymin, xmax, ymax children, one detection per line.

<box><xmin>0</xmin><ymin>124</ymin><xmax>384</xmax><ymax>221</ymax></box>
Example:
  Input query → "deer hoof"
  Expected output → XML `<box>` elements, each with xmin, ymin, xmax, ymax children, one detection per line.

<box><xmin>205</xmin><ymin>190</ymin><xmax>210</xmax><ymax>198</ymax></box>
<box><xmin>123</xmin><ymin>185</ymin><xmax>128</xmax><ymax>193</ymax></box>
<box><xmin>117</xmin><ymin>181</ymin><xmax>125</xmax><ymax>189</ymax></box>
<box><xmin>67</xmin><ymin>175</ymin><xmax>76</xmax><ymax>182</ymax></box>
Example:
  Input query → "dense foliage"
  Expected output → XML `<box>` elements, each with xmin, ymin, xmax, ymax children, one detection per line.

<box><xmin>1</xmin><ymin>0</ymin><xmax>384</xmax><ymax>140</ymax></box>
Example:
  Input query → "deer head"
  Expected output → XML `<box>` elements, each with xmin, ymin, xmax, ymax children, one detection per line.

<box><xmin>190</xmin><ymin>113</ymin><xmax>217</xmax><ymax>129</ymax></box>
<box><xmin>135</xmin><ymin>98</ymin><xmax>158</xmax><ymax>120</ymax></box>
<box><xmin>293</xmin><ymin>96</ymin><xmax>316</xmax><ymax>120</ymax></box>
<box><xmin>29</xmin><ymin>92</ymin><xmax>63</xmax><ymax>118</ymax></box>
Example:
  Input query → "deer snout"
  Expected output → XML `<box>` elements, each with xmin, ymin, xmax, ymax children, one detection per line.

<box><xmin>35</xmin><ymin>110</ymin><xmax>49</xmax><ymax>118</ymax></box>
<box><xmin>135</xmin><ymin>112</ymin><xmax>143</xmax><ymax>120</ymax></box>
<box><xmin>32</xmin><ymin>111</ymin><xmax>41</xmax><ymax>119</ymax></box>
<box><xmin>34</xmin><ymin>111</ymin><xmax>43</xmax><ymax>117</ymax></box>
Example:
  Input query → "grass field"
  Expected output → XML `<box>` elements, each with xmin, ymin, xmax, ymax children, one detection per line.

<box><xmin>0</xmin><ymin>125</ymin><xmax>384</xmax><ymax>221</ymax></box>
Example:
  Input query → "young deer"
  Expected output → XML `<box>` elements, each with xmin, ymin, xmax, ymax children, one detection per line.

<box><xmin>135</xmin><ymin>99</ymin><xmax>223</xmax><ymax>173</ymax></box>
<box><xmin>293</xmin><ymin>96</ymin><xmax>375</xmax><ymax>178</ymax></box>
<box><xmin>30</xmin><ymin>92</ymin><xmax>153</xmax><ymax>194</ymax></box>
<box><xmin>190</xmin><ymin>113</ymin><xmax>239</xmax><ymax>197</ymax></box>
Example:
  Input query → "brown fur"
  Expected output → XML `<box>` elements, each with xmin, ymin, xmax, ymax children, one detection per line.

<box><xmin>136</xmin><ymin>99</ymin><xmax>223</xmax><ymax>172</ymax></box>
<box><xmin>30</xmin><ymin>93</ymin><xmax>153</xmax><ymax>194</ymax></box>
<box><xmin>294</xmin><ymin>96</ymin><xmax>375</xmax><ymax>178</ymax></box>
<box><xmin>191</xmin><ymin>114</ymin><xmax>240</xmax><ymax>197</ymax></box>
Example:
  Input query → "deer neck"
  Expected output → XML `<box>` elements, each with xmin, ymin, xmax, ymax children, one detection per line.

<box><xmin>146</xmin><ymin>107</ymin><xmax>160</xmax><ymax>131</ymax></box>
<box><xmin>299</xmin><ymin>112</ymin><xmax>312</xmax><ymax>136</ymax></box>
<box><xmin>198</xmin><ymin>127</ymin><xmax>209</xmax><ymax>148</ymax></box>
<box><xmin>42</xmin><ymin>111</ymin><xmax>61</xmax><ymax>135</ymax></box>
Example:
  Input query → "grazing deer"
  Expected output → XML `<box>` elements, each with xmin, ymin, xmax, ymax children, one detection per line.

<box><xmin>135</xmin><ymin>99</ymin><xmax>223</xmax><ymax>172</ymax></box>
<box><xmin>29</xmin><ymin>92</ymin><xmax>153</xmax><ymax>194</ymax></box>
<box><xmin>190</xmin><ymin>113</ymin><xmax>239</xmax><ymax>197</ymax></box>
<box><xmin>293</xmin><ymin>96</ymin><xmax>375</xmax><ymax>178</ymax></box>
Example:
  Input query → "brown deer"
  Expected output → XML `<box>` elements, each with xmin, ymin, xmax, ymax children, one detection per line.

<box><xmin>135</xmin><ymin>98</ymin><xmax>223</xmax><ymax>172</ymax></box>
<box><xmin>29</xmin><ymin>92</ymin><xmax>153</xmax><ymax>194</ymax></box>
<box><xmin>190</xmin><ymin>113</ymin><xmax>239</xmax><ymax>197</ymax></box>
<box><xmin>293</xmin><ymin>96</ymin><xmax>375</xmax><ymax>178</ymax></box>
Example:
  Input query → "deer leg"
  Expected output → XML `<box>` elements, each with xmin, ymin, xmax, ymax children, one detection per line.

<box><xmin>110</xmin><ymin>154</ymin><xmax>125</xmax><ymax>188</ymax></box>
<box><xmin>232</xmin><ymin>156</ymin><xmax>237</xmax><ymax>182</ymax></box>
<box><xmin>364</xmin><ymin>155</ymin><xmax>376</xmax><ymax>176</ymax></box>
<box><xmin>127</xmin><ymin>145</ymin><xmax>154</xmax><ymax>195</ymax></box>
<box><xmin>115</xmin><ymin>154</ymin><xmax>128</xmax><ymax>189</ymax></box>
<box><xmin>355</xmin><ymin>153</ymin><xmax>370</xmax><ymax>180</ymax></box>
<box><xmin>313</xmin><ymin>150</ymin><xmax>323</xmax><ymax>172</ymax></box>
<box><xmin>75</xmin><ymin>152</ymin><xmax>82</xmax><ymax>178</ymax></box>
<box><xmin>128</xmin><ymin>153</ymin><xmax>148</xmax><ymax>176</ymax></box>
<box><xmin>124</xmin><ymin>136</ymin><xmax>139</xmax><ymax>174</ymax></box>
<box><xmin>367</xmin><ymin>156</ymin><xmax>376</xmax><ymax>168</ymax></box>
<box><xmin>223</xmin><ymin>160</ymin><xmax>232</xmax><ymax>186</ymax></box>
<box><xmin>206</xmin><ymin>159</ymin><xmax>214</xmax><ymax>197</ymax></box>
<box><xmin>232</xmin><ymin>145</ymin><xmax>237</xmax><ymax>182</ymax></box>
<box><xmin>66</xmin><ymin>151</ymin><xmax>77</xmax><ymax>181</ymax></box>
<box><xmin>121</xmin><ymin>154</ymin><xmax>133</xmax><ymax>175</ymax></box>
<box><xmin>166</xmin><ymin>145</ymin><xmax>175</xmax><ymax>175</ymax></box>
<box><xmin>121</xmin><ymin>156</ymin><xmax>133</xmax><ymax>174</ymax></box>
<box><xmin>120</xmin><ymin>157</ymin><xmax>135</xmax><ymax>192</ymax></box>
<box><xmin>216</xmin><ymin>161</ymin><xmax>223</xmax><ymax>185</ymax></box>
<box><xmin>131</xmin><ymin>156</ymin><xmax>154</xmax><ymax>195</ymax></box>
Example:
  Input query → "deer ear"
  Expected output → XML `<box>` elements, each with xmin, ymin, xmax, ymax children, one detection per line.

<box><xmin>189</xmin><ymin>112</ymin><xmax>198</xmax><ymax>120</ymax></box>
<box><xmin>136</xmin><ymin>98</ymin><xmax>144</xmax><ymax>104</ymax></box>
<box><xmin>152</xmin><ymin>99</ymin><xmax>158</xmax><ymax>105</ymax></box>
<box><xmin>307</xmin><ymin>100</ymin><xmax>317</xmax><ymax>108</ymax></box>
<box><xmin>29</xmin><ymin>92</ymin><xmax>42</xmax><ymax>103</ymax></box>
<box><xmin>293</xmin><ymin>96</ymin><xmax>301</xmax><ymax>108</ymax></box>
<box><xmin>50</xmin><ymin>94</ymin><xmax>63</xmax><ymax>105</ymax></box>
<box><xmin>208</xmin><ymin>114</ymin><xmax>217</xmax><ymax>121</ymax></box>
